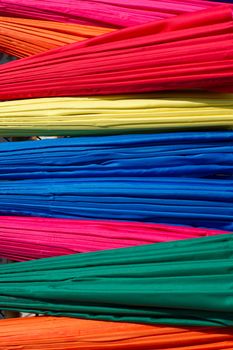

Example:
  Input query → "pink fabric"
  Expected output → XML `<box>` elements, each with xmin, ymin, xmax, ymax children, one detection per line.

<box><xmin>0</xmin><ymin>216</ymin><xmax>228</xmax><ymax>261</ymax></box>
<box><xmin>0</xmin><ymin>0</ymin><xmax>223</xmax><ymax>28</ymax></box>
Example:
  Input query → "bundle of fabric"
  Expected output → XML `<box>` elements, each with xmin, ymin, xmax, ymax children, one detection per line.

<box><xmin>0</xmin><ymin>0</ymin><xmax>222</xmax><ymax>28</ymax></box>
<box><xmin>0</xmin><ymin>6</ymin><xmax>232</xmax><ymax>101</ymax></box>
<box><xmin>0</xmin><ymin>216</ymin><xmax>227</xmax><ymax>261</ymax></box>
<box><xmin>0</xmin><ymin>93</ymin><xmax>233</xmax><ymax>135</ymax></box>
<box><xmin>0</xmin><ymin>234</ymin><xmax>233</xmax><ymax>326</ymax></box>
<box><xmin>0</xmin><ymin>17</ymin><xmax>112</xmax><ymax>58</ymax></box>
<box><xmin>0</xmin><ymin>177</ymin><xmax>232</xmax><ymax>230</ymax></box>
<box><xmin>1</xmin><ymin>317</ymin><xmax>233</xmax><ymax>350</ymax></box>
<box><xmin>0</xmin><ymin>131</ymin><xmax>232</xmax><ymax>179</ymax></box>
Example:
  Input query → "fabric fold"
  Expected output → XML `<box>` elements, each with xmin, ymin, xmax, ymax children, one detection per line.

<box><xmin>0</xmin><ymin>17</ymin><xmax>112</xmax><ymax>58</ymax></box>
<box><xmin>1</xmin><ymin>316</ymin><xmax>233</xmax><ymax>349</ymax></box>
<box><xmin>0</xmin><ymin>93</ymin><xmax>233</xmax><ymax>135</ymax></box>
<box><xmin>0</xmin><ymin>130</ymin><xmax>232</xmax><ymax>178</ymax></box>
<box><xmin>0</xmin><ymin>177</ymin><xmax>232</xmax><ymax>230</ymax></box>
<box><xmin>0</xmin><ymin>216</ymin><xmax>227</xmax><ymax>261</ymax></box>
<box><xmin>0</xmin><ymin>6</ymin><xmax>232</xmax><ymax>100</ymax></box>
<box><xmin>0</xmin><ymin>0</ymin><xmax>223</xmax><ymax>28</ymax></box>
<box><xmin>0</xmin><ymin>234</ymin><xmax>233</xmax><ymax>326</ymax></box>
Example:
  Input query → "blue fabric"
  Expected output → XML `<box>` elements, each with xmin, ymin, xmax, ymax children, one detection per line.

<box><xmin>0</xmin><ymin>177</ymin><xmax>232</xmax><ymax>230</ymax></box>
<box><xmin>0</xmin><ymin>132</ymin><xmax>232</xmax><ymax>230</ymax></box>
<box><xmin>0</xmin><ymin>131</ymin><xmax>232</xmax><ymax>179</ymax></box>
<box><xmin>211</xmin><ymin>0</ymin><xmax>233</xmax><ymax>2</ymax></box>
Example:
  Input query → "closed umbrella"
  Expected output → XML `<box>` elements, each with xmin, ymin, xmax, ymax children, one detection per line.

<box><xmin>0</xmin><ymin>17</ymin><xmax>112</xmax><ymax>58</ymax></box>
<box><xmin>0</xmin><ymin>0</ymin><xmax>222</xmax><ymax>28</ymax></box>
<box><xmin>0</xmin><ymin>131</ymin><xmax>232</xmax><ymax>179</ymax></box>
<box><xmin>1</xmin><ymin>316</ymin><xmax>233</xmax><ymax>349</ymax></box>
<box><xmin>0</xmin><ymin>216</ymin><xmax>227</xmax><ymax>261</ymax></box>
<box><xmin>0</xmin><ymin>177</ymin><xmax>232</xmax><ymax>230</ymax></box>
<box><xmin>0</xmin><ymin>6</ymin><xmax>232</xmax><ymax>100</ymax></box>
<box><xmin>0</xmin><ymin>93</ymin><xmax>233</xmax><ymax>136</ymax></box>
<box><xmin>0</xmin><ymin>234</ymin><xmax>233</xmax><ymax>326</ymax></box>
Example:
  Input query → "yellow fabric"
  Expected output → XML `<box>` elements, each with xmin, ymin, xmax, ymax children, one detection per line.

<box><xmin>0</xmin><ymin>93</ymin><xmax>232</xmax><ymax>136</ymax></box>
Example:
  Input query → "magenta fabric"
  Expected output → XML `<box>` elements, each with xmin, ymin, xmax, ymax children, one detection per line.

<box><xmin>0</xmin><ymin>0</ymin><xmax>223</xmax><ymax>28</ymax></box>
<box><xmin>0</xmin><ymin>6</ymin><xmax>232</xmax><ymax>101</ymax></box>
<box><xmin>0</xmin><ymin>216</ymin><xmax>227</xmax><ymax>261</ymax></box>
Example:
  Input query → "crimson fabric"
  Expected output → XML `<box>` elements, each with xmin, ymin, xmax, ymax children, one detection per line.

<box><xmin>0</xmin><ymin>216</ymin><xmax>227</xmax><ymax>261</ymax></box>
<box><xmin>0</xmin><ymin>6</ymin><xmax>232</xmax><ymax>100</ymax></box>
<box><xmin>0</xmin><ymin>0</ymin><xmax>223</xmax><ymax>28</ymax></box>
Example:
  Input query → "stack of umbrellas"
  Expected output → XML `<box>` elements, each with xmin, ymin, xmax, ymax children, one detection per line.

<box><xmin>0</xmin><ymin>0</ymin><xmax>233</xmax><ymax>349</ymax></box>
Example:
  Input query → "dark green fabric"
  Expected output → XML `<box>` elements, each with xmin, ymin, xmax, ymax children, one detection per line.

<box><xmin>0</xmin><ymin>234</ymin><xmax>233</xmax><ymax>326</ymax></box>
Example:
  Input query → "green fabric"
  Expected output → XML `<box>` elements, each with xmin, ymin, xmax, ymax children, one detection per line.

<box><xmin>0</xmin><ymin>234</ymin><xmax>233</xmax><ymax>326</ymax></box>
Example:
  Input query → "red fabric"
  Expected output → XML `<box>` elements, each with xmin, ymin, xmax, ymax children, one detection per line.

<box><xmin>0</xmin><ymin>6</ymin><xmax>232</xmax><ymax>100</ymax></box>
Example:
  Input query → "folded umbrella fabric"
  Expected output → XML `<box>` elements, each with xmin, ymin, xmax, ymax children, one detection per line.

<box><xmin>1</xmin><ymin>317</ymin><xmax>233</xmax><ymax>350</ymax></box>
<box><xmin>0</xmin><ymin>0</ymin><xmax>222</xmax><ymax>28</ymax></box>
<box><xmin>0</xmin><ymin>216</ymin><xmax>227</xmax><ymax>261</ymax></box>
<box><xmin>0</xmin><ymin>17</ymin><xmax>112</xmax><ymax>58</ymax></box>
<box><xmin>0</xmin><ymin>6</ymin><xmax>232</xmax><ymax>101</ymax></box>
<box><xmin>0</xmin><ymin>130</ymin><xmax>232</xmax><ymax>179</ymax></box>
<box><xmin>0</xmin><ymin>93</ymin><xmax>233</xmax><ymax>135</ymax></box>
<box><xmin>0</xmin><ymin>177</ymin><xmax>232</xmax><ymax>230</ymax></box>
<box><xmin>0</xmin><ymin>234</ymin><xmax>233</xmax><ymax>326</ymax></box>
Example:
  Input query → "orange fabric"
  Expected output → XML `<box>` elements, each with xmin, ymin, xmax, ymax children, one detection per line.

<box><xmin>0</xmin><ymin>316</ymin><xmax>233</xmax><ymax>349</ymax></box>
<box><xmin>0</xmin><ymin>17</ymin><xmax>113</xmax><ymax>57</ymax></box>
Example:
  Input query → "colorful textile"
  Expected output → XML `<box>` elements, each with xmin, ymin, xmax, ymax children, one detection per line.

<box><xmin>0</xmin><ymin>216</ymin><xmax>227</xmax><ymax>261</ymax></box>
<box><xmin>1</xmin><ymin>316</ymin><xmax>233</xmax><ymax>350</ymax></box>
<box><xmin>0</xmin><ymin>177</ymin><xmax>232</xmax><ymax>230</ymax></box>
<box><xmin>0</xmin><ymin>234</ymin><xmax>233</xmax><ymax>326</ymax></box>
<box><xmin>0</xmin><ymin>131</ymin><xmax>232</xmax><ymax>179</ymax></box>
<box><xmin>0</xmin><ymin>0</ymin><xmax>222</xmax><ymax>28</ymax></box>
<box><xmin>0</xmin><ymin>93</ymin><xmax>233</xmax><ymax>135</ymax></box>
<box><xmin>0</xmin><ymin>17</ymin><xmax>112</xmax><ymax>57</ymax></box>
<box><xmin>0</xmin><ymin>6</ymin><xmax>232</xmax><ymax>100</ymax></box>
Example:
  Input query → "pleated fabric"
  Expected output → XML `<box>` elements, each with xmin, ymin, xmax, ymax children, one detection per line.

<box><xmin>0</xmin><ymin>17</ymin><xmax>112</xmax><ymax>58</ymax></box>
<box><xmin>0</xmin><ymin>216</ymin><xmax>227</xmax><ymax>261</ymax></box>
<box><xmin>0</xmin><ymin>177</ymin><xmax>232</xmax><ymax>230</ymax></box>
<box><xmin>0</xmin><ymin>234</ymin><xmax>233</xmax><ymax>326</ymax></box>
<box><xmin>0</xmin><ymin>93</ymin><xmax>233</xmax><ymax>135</ymax></box>
<box><xmin>0</xmin><ymin>0</ymin><xmax>222</xmax><ymax>28</ymax></box>
<box><xmin>0</xmin><ymin>6</ymin><xmax>232</xmax><ymax>101</ymax></box>
<box><xmin>1</xmin><ymin>317</ymin><xmax>233</xmax><ymax>350</ymax></box>
<box><xmin>0</xmin><ymin>131</ymin><xmax>232</xmax><ymax>179</ymax></box>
